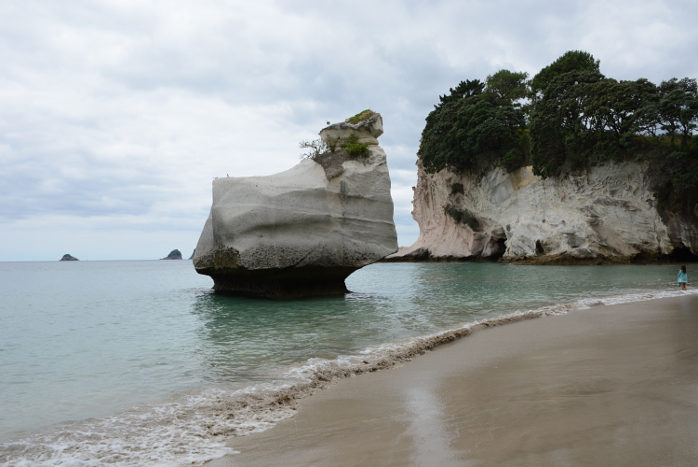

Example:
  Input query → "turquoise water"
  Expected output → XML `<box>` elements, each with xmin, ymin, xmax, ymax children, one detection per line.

<box><xmin>0</xmin><ymin>260</ymin><xmax>691</xmax><ymax>466</ymax></box>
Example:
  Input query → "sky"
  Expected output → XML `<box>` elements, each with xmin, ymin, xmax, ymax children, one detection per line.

<box><xmin>2</xmin><ymin>0</ymin><xmax>698</xmax><ymax>261</ymax></box>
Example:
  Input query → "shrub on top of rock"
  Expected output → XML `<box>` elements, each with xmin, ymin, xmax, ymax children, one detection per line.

<box><xmin>339</xmin><ymin>133</ymin><xmax>370</xmax><ymax>158</ymax></box>
<box><xmin>299</xmin><ymin>110</ymin><xmax>380</xmax><ymax>179</ymax></box>
<box><xmin>346</xmin><ymin>109</ymin><xmax>377</xmax><ymax>124</ymax></box>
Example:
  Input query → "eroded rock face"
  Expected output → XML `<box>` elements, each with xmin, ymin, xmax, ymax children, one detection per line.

<box><xmin>391</xmin><ymin>161</ymin><xmax>698</xmax><ymax>264</ymax></box>
<box><xmin>193</xmin><ymin>113</ymin><xmax>398</xmax><ymax>297</ymax></box>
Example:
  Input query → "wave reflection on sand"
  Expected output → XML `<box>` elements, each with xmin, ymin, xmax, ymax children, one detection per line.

<box><xmin>2</xmin><ymin>288</ymin><xmax>695</xmax><ymax>467</ymax></box>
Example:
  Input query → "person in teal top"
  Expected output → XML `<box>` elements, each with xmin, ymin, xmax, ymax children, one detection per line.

<box><xmin>678</xmin><ymin>265</ymin><xmax>688</xmax><ymax>290</ymax></box>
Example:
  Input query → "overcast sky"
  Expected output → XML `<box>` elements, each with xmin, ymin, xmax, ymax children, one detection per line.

<box><xmin>2</xmin><ymin>0</ymin><xmax>697</xmax><ymax>261</ymax></box>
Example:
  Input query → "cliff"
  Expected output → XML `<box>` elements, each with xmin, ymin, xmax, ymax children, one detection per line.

<box><xmin>193</xmin><ymin>112</ymin><xmax>398</xmax><ymax>297</ymax></box>
<box><xmin>391</xmin><ymin>161</ymin><xmax>698</xmax><ymax>264</ymax></box>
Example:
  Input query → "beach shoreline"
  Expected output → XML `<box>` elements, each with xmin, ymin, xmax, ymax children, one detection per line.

<box><xmin>207</xmin><ymin>292</ymin><xmax>698</xmax><ymax>467</ymax></box>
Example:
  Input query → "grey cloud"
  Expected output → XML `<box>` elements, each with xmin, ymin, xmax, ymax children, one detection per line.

<box><xmin>2</xmin><ymin>0</ymin><xmax>698</xmax><ymax>259</ymax></box>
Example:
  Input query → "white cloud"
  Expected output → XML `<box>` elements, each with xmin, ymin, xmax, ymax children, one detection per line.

<box><xmin>1</xmin><ymin>0</ymin><xmax>697</xmax><ymax>260</ymax></box>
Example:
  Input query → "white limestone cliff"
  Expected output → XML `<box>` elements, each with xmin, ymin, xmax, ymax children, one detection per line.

<box><xmin>392</xmin><ymin>161</ymin><xmax>698</xmax><ymax>263</ymax></box>
<box><xmin>194</xmin><ymin>113</ymin><xmax>398</xmax><ymax>297</ymax></box>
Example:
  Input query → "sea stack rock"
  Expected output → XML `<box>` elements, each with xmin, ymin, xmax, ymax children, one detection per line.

<box><xmin>60</xmin><ymin>254</ymin><xmax>79</xmax><ymax>261</ymax></box>
<box><xmin>193</xmin><ymin>111</ymin><xmax>398</xmax><ymax>298</ymax></box>
<box><xmin>162</xmin><ymin>249</ymin><xmax>183</xmax><ymax>260</ymax></box>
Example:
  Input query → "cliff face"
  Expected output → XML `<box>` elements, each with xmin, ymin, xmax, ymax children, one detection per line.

<box><xmin>393</xmin><ymin>161</ymin><xmax>698</xmax><ymax>263</ymax></box>
<box><xmin>194</xmin><ymin>113</ymin><xmax>398</xmax><ymax>297</ymax></box>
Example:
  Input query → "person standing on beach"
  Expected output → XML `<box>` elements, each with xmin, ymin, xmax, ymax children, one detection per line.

<box><xmin>678</xmin><ymin>265</ymin><xmax>688</xmax><ymax>290</ymax></box>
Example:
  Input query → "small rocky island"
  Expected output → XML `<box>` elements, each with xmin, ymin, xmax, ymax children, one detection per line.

<box><xmin>193</xmin><ymin>111</ymin><xmax>398</xmax><ymax>298</ymax></box>
<box><xmin>161</xmin><ymin>249</ymin><xmax>183</xmax><ymax>260</ymax></box>
<box><xmin>59</xmin><ymin>254</ymin><xmax>79</xmax><ymax>261</ymax></box>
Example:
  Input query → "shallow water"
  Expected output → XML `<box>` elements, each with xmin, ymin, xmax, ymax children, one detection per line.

<box><xmin>0</xmin><ymin>260</ymin><xmax>692</xmax><ymax>466</ymax></box>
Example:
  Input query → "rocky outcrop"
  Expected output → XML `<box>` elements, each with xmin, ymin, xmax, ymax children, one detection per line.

<box><xmin>59</xmin><ymin>254</ymin><xmax>79</xmax><ymax>261</ymax></box>
<box><xmin>162</xmin><ymin>249</ymin><xmax>183</xmax><ymax>260</ymax></box>
<box><xmin>390</xmin><ymin>161</ymin><xmax>698</xmax><ymax>264</ymax></box>
<box><xmin>193</xmin><ymin>112</ymin><xmax>398</xmax><ymax>298</ymax></box>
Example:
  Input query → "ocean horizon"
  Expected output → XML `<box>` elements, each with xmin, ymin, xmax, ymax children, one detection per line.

<box><xmin>0</xmin><ymin>260</ymin><xmax>693</xmax><ymax>466</ymax></box>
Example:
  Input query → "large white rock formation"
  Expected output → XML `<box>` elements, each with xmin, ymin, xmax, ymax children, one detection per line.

<box><xmin>194</xmin><ymin>113</ymin><xmax>398</xmax><ymax>297</ymax></box>
<box><xmin>392</xmin><ymin>161</ymin><xmax>698</xmax><ymax>263</ymax></box>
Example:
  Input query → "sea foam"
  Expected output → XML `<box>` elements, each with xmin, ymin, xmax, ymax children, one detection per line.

<box><xmin>1</xmin><ymin>288</ymin><xmax>695</xmax><ymax>467</ymax></box>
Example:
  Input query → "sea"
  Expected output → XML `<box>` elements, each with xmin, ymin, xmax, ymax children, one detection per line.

<box><xmin>0</xmin><ymin>259</ymin><xmax>694</xmax><ymax>466</ymax></box>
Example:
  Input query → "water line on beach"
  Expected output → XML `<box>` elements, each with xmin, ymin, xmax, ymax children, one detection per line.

<box><xmin>2</xmin><ymin>287</ymin><xmax>695</xmax><ymax>467</ymax></box>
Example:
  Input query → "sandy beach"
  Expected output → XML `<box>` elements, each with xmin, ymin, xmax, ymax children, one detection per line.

<box><xmin>206</xmin><ymin>293</ymin><xmax>698</xmax><ymax>467</ymax></box>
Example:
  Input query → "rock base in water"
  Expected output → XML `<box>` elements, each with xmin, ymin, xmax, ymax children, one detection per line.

<box><xmin>60</xmin><ymin>254</ymin><xmax>79</xmax><ymax>261</ymax></box>
<box><xmin>202</xmin><ymin>266</ymin><xmax>354</xmax><ymax>299</ymax></box>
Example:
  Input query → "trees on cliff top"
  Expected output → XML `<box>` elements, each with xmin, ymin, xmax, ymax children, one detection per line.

<box><xmin>419</xmin><ymin>73</ymin><xmax>528</xmax><ymax>174</ymax></box>
<box><xmin>529</xmin><ymin>50</ymin><xmax>600</xmax><ymax>98</ymax></box>
<box><xmin>418</xmin><ymin>51</ymin><xmax>698</xmax><ymax>214</ymax></box>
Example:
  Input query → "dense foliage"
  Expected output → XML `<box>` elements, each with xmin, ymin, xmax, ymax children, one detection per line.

<box><xmin>418</xmin><ymin>76</ymin><xmax>528</xmax><ymax>173</ymax></box>
<box><xmin>418</xmin><ymin>51</ymin><xmax>698</xmax><ymax>214</ymax></box>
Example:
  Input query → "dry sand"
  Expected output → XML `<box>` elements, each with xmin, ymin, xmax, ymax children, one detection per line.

<box><xmin>207</xmin><ymin>294</ymin><xmax>698</xmax><ymax>467</ymax></box>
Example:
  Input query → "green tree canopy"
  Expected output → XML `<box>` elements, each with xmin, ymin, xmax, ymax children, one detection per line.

<box><xmin>529</xmin><ymin>50</ymin><xmax>600</xmax><ymax>98</ymax></box>
<box><xmin>418</xmin><ymin>50</ymin><xmax>698</xmax><ymax>215</ymax></box>
<box><xmin>419</xmin><ymin>76</ymin><xmax>527</xmax><ymax>173</ymax></box>
<box><xmin>656</xmin><ymin>78</ymin><xmax>698</xmax><ymax>150</ymax></box>
<box><xmin>436</xmin><ymin>79</ymin><xmax>485</xmax><ymax>106</ymax></box>
<box><xmin>484</xmin><ymin>70</ymin><xmax>529</xmax><ymax>107</ymax></box>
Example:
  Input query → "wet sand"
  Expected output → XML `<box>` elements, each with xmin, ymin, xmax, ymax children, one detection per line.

<box><xmin>208</xmin><ymin>294</ymin><xmax>698</xmax><ymax>467</ymax></box>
